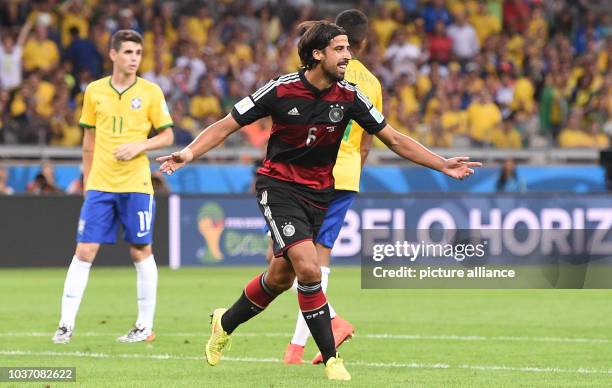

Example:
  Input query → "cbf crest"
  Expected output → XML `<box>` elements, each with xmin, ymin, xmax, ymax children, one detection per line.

<box><xmin>131</xmin><ymin>97</ymin><xmax>142</xmax><ymax>110</ymax></box>
<box><xmin>329</xmin><ymin>103</ymin><xmax>344</xmax><ymax>123</ymax></box>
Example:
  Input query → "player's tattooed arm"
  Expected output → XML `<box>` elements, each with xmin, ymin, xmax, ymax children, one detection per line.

<box><xmin>156</xmin><ymin>114</ymin><xmax>241</xmax><ymax>175</ymax></box>
<box><xmin>375</xmin><ymin>124</ymin><xmax>482</xmax><ymax>180</ymax></box>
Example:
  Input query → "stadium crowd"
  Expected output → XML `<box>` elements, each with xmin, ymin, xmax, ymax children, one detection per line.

<box><xmin>0</xmin><ymin>0</ymin><xmax>610</xmax><ymax>150</ymax></box>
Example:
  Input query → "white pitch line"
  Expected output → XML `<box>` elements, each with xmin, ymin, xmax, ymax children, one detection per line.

<box><xmin>0</xmin><ymin>350</ymin><xmax>611</xmax><ymax>375</ymax></box>
<box><xmin>1</xmin><ymin>332</ymin><xmax>610</xmax><ymax>344</ymax></box>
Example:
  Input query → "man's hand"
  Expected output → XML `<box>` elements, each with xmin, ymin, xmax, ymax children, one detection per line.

<box><xmin>114</xmin><ymin>142</ymin><xmax>146</xmax><ymax>161</ymax></box>
<box><xmin>441</xmin><ymin>157</ymin><xmax>482</xmax><ymax>180</ymax></box>
<box><xmin>156</xmin><ymin>148</ymin><xmax>194</xmax><ymax>175</ymax></box>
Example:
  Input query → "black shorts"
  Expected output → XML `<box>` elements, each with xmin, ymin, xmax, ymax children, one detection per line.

<box><xmin>256</xmin><ymin>175</ymin><xmax>331</xmax><ymax>259</ymax></box>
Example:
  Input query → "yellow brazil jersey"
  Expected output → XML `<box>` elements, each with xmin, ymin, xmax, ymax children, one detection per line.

<box><xmin>333</xmin><ymin>59</ymin><xmax>383</xmax><ymax>192</ymax></box>
<box><xmin>79</xmin><ymin>76</ymin><xmax>173</xmax><ymax>194</ymax></box>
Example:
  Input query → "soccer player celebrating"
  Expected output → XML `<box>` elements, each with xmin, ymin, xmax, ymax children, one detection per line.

<box><xmin>158</xmin><ymin>21</ymin><xmax>479</xmax><ymax>381</ymax></box>
<box><xmin>282</xmin><ymin>9</ymin><xmax>382</xmax><ymax>366</ymax></box>
<box><xmin>52</xmin><ymin>30</ymin><xmax>174</xmax><ymax>344</ymax></box>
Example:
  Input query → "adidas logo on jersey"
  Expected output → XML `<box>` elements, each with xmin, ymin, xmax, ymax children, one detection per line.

<box><xmin>287</xmin><ymin>107</ymin><xmax>300</xmax><ymax>116</ymax></box>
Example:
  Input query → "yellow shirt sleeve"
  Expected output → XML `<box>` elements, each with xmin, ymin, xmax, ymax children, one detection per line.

<box><xmin>149</xmin><ymin>85</ymin><xmax>173</xmax><ymax>130</ymax></box>
<box><xmin>375</xmin><ymin>82</ymin><xmax>383</xmax><ymax>116</ymax></box>
<box><xmin>79</xmin><ymin>85</ymin><xmax>96</xmax><ymax>128</ymax></box>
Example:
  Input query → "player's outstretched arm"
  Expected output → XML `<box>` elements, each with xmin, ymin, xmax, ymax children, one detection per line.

<box><xmin>375</xmin><ymin>124</ymin><xmax>482</xmax><ymax>180</ymax></box>
<box><xmin>156</xmin><ymin>114</ymin><xmax>241</xmax><ymax>175</ymax></box>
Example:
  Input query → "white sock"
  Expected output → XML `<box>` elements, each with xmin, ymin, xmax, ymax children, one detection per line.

<box><xmin>290</xmin><ymin>266</ymin><xmax>334</xmax><ymax>346</ymax></box>
<box><xmin>320</xmin><ymin>266</ymin><xmax>336</xmax><ymax>318</ymax></box>
<box><xmin>135</xmin><ymin>255</ymin><xmax>157</xmax><ymax>329</ymax></box>
<box><xmin>59</xmin><ymin>256</ymin><xmax>92</xmax><ymax>328</ymax></box>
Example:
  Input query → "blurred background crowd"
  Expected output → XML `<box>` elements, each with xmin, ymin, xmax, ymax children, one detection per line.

<box><xmin>0</xmin><ymin>0</ymin><xmax>610</xmax><ymax>150</ymax></box>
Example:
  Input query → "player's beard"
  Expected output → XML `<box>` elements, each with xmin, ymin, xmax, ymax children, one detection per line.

<box><xmin>321</xmin><ymin>59</ymin><xmax>347</xmax><ymax>82</ymax></box>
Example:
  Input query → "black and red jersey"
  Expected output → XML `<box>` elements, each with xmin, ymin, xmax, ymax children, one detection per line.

<box><xmin>231</xmin><ymin>70</ymin><xmax>386</xmax><ymax>194</ymax></box>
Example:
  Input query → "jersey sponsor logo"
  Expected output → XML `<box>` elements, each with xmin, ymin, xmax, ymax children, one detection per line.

<box><xmin>282</xmin><ymin>222</ymin><xmax>295</xmax><ymax>237</ymax></box>
<box><xmin>369</xmin><ymin>106</ymin><xmax>384</xmax><ymax>124</ymax></box>
<box><xmin>78</xmin><ymin>219</ymin><xmax>85</xmax><ymax>235</ymax></box>
<box><xmin>287</xmin><ymin>107</ymin><xmax>300</xmax><ymax>116</ymax></box>
<box><xmin>131</xmin><ymin>97</ymin><xmax>142</xmax><ymax>110</ymax></box>
<box><xmin>329</xmin><ymin>104</ymin><xmax>344</xmax><ymax>123</ymax></box>
<box><xmin>327</xmin><ymin>126</ymin><xmax>336</xmax><ymax>133</ymax></box>
<box><xmin>235</xmin><ymin>96</ymin><xmax>255</xmax><ymax>114</ymax></box>
<box><xmin>136</xmin><ymin>231</ymin><xmax>150</xmax><ymax>238</ymax></box>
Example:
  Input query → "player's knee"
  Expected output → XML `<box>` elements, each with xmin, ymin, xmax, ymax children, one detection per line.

<box><xmin>295</xmin><ymin>262</ymin><xmax>321</xmax><ymax>284</ymax></box>
<box><xmin>265</xmin><ymin>271</ymin><xmax>294</xmax><ymax>293</ymax></box>
<box><xmin>75</xmin><ymin>244</ymin><xmax>98</xmax><ymax>262</ymax></box>
<box><xmin>130</xmin><ymin>244</ymin><xmax>152</xmax><ymax>262</ymax></box>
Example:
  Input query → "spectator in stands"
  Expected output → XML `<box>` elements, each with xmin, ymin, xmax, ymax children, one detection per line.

<box><xmin>385</xmin><ymin>28</ymin><xmax>423</xmax><ymax>83</ymax></box>
<box><xmin>64</xmin><ymin>26</ymin><xmax>103</xmax><ymax>80</ymax></box>
<box><xmin>371</xmin><ymin>4</ymin><xmax>398</xmax><ymax>48</ymax></box>
<box><xmin>470</xmin><ymin>0</ymin><xmax>501</xmax><ymax>45</ymax></box>
<box><xmin>0</xmin><ymin>19</ymin><xmax>33</xmax><ymax>91</ymax></box>
<box><xmin>58</xmin><ymin>0</ymin><xmax>91</xmax><ymax>48</ymax></box>
<box><xmin>503</xmin><ymin>0</ymin><xmax>530</xmax><ymax>34</ymax></box>
<box><xmin>22</xmin><ymin>19</ymin><xmax>59</xmax><ymax>74</ymax></box>
<box><xmin>170</xmin><ymin>99</ymin><xmax>197</xmax><ymax>146</ymax></box>
<box><xmin>66</xmin><ymin>173</ymin><xmax>84</xmax><ymax>195</ymax></box>
<box><xmin>114</xmin><ymin>8</ymin><xmax>142</xmax><ymax>35</ymax></box>
<box><xmin>491</xmin><ymin>117</ymin><xmax>523</xmax><ymax>149</ymax></box>
<box><xmin>175</xmin><ymin>40</ymin><xmax>206</xmax><ymax>95</ymax></box>
<box><xmin>586</xmin><ymin>121</ymin><xmax>610</xmax><ymax>149</ymax></box>
<box><xmin>221</xmin><ymin>79</ymin><xmax>243</xmax><ymax>114</ymax></box>
<box><xmin>495</xmin><ymin>69</ymin><xmax>515</xmax><ymax>119</ymax></box>
<box><xmin>143</xmin><ymin>57</ymin><xmax>173</xmax><ymax>96</ymax></box>
<box><xmin>496</xmin><ymin>158</ymin><xmax>526</xmax><ymax>193</ymax></box>
<box><xmin>447</xmin><ymin>11</ymin><xmax>479</xmax><ymax>62</ymax></box>
<box><xmin>441</xmin><ymin>92</ymin><xmax>468</xmax><ymax>139</ymax></box>
<box><xmin>0</xmin><ymin>165</ymin><xmax>15</xmax><ymax>195</ymax></box>
<box><xmin>141</xmin><ymin>19</ymin><xmax>173</xmax><ymax>75</ymax></box>
<box><xmin>49</xmin><ymin>105</ymin><xmax>82</xmax><ymax>147</ymax></box>
<box><xmin>190</xmin><ymin>77</ymin><xmax>222</xmax><ymax>125</ymax></box>
<box><xmin>427</xmin><ymin>20</ymin><xmax>453</xmax><ymax>64</ymax></box>
<box><xmin>558</xmin><ymin>109</ymin><xmax>608</xmax><ymax>148</ymax></box>
<box><xmin>467</xmin><ymin>90</ymin><xmax>502</xmax><ymax>146</ymax></box>
<box><xmin>10</xmin><ymin>70</ymin><xmax>55</xmax><ymax>120</ymax></box>
<box><xmin>185</xmin><ymin>4</ymin><xmax>214</xmax><ymax>48</ymax></box>
<box><xmin>422</xmin><ymin>0</ymin><xmax>452</xmax><ymax>34</ymax></box>
<box><xmin>424</xmin><ymin>108</ymin><xmax>453</xmax><ymax>147</ymax></box>
<box><xmin>26</xmin><ymin>162</ymin><xmax>60</xmax><ymax>194</ymax></box>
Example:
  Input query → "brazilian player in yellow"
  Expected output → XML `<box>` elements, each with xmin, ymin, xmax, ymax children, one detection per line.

<box><xmin>282</xmin><ymin>9</ymin><xmax>384</xmax><ymax>365</ymax></box>
<box><xmin>52</xmin><ymin>30</ymin><xmax>174</xmax><ymax>344</ymax></box>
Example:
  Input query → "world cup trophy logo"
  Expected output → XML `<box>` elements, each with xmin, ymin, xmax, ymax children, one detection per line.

<box><xmin>197</xmin><ymin>202</ymin><xmax>225</xmax><ymax>262</ymax></box>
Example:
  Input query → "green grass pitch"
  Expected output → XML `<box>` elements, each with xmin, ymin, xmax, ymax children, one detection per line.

<box><xmin>1</xmin><ymin>267</ymin><xmax>611</xmax><ymax>387</ymax></box>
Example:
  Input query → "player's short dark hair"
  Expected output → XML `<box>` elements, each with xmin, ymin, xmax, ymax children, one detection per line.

<box><xmin>334</xmin><ymin>9</ymin><xmax>368</xmax><ymax>47</ymax></box>
<box><xmin>297</xmin><ymin>21</ymin><xmax>346</xmax><ymax>70</ymax></box>
<box><xmin>110</xmin><ymin>29</ymin><xmax>143</xmax><ymax>52</ymax></box>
